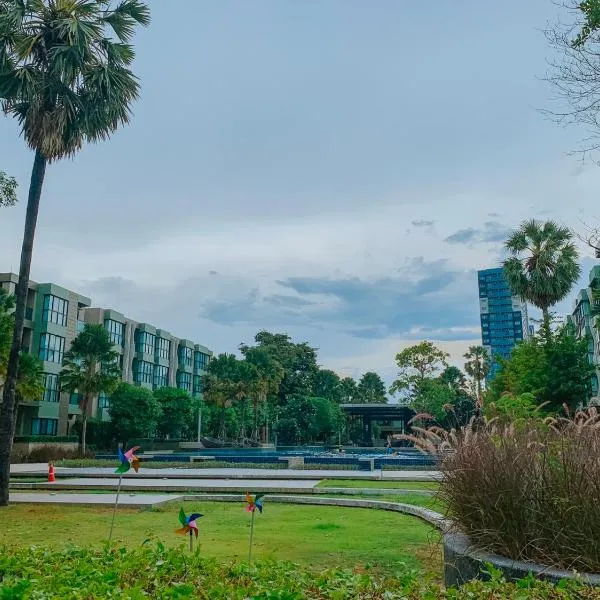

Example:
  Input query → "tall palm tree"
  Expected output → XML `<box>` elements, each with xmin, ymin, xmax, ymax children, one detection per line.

<box><xmin>0</xmin><ymin>0</ymin><xmax>150</xmax><ymax>505</ymax></box>
<box><xmin>242</xmin><ymin>347</ymin><xmax>284</xmax><ymax>443</ymax></box>
<box><xmin>60</xmin><ymin>324</ymin><xmax>121</xmax><ymax>453</ymax></box>
<box><xmin>202</xmin><ymin>354</ymin><xmax>240</xmax><ymax>441</ymax></box>
<box><xmin>504</xmin><ymin>220</ymin><xmax>581</xmax><ymax>337</ymax></box>
<box><xmin>463</xmin><ymin>346</ymin><xmax>489</xmax><ymax>404</ymax></box>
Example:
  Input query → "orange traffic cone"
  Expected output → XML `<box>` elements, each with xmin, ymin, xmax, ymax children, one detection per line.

<box><xmin>48</xmin><ymin>462</ymin><xmax>56</xmax><ymax>483</ymax></box>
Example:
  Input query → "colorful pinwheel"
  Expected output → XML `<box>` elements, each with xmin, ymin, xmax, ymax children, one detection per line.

<box><xmin>115</xmin><ymin>446</ymin><xmax>140</xmax><ymax>474</ymax></box>
<box><xmin>176</xmin><ymin>508</ymin><xmax>203</xmax><ymax>538</ymax></box>
<box><xmin>245</xmin><ymin>493</ymin><xmax>264</xmax><ymax>514</ymax></box>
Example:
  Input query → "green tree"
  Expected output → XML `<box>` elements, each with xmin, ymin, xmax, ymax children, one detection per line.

<box><xmin>308</xmin><ymin>396</ymin><xmax>345</xmax><ymax>442</ymax></box>
<box><xmin>312</xmin><ymin>369</ymin><xmax>342</xmax><ymax>403</ymax></box>
<box><xmin>390</xmin><ymin>341</ymin><xmax>449</xmax><ymax>400</ymax></box>
<box><xmin>463</xmin><ymin>346</ymin><xmax>490</xmax><ymax>403</ymax></box>
<box><xmin>411</xmin><ymin>378</ymin><xmax>457</xmax><ymax>423</ymax></box>
<box><xmin>232</xmin><ymin>359</ymin><xmax>258</xmax><ymax>444</ymax></box>
<box><xmin>356</xmin><ymin>372</ymin><xmax>387</xmax><ymax>403</ymax></box>
<box><xmin>154</xmin><ymin>387</ymin><xmax>194</xmax><ymax>439</ymax></box>
<box><xmin>108</xmin><ymin>383</ymin><xmax>161</xmax><ymax>445</ymax></box>
<box><xmin>0</xmin><ymin>171</ymin><xmax>17</xmax><ymax>207</ymax></box>
<box><xmin>504</xmin><ymin>220</ymin><xmax>580</xmax><ymax>337</ymax></box>
<box><xmin>60</xmin><ymin>324</ymin><xmax>121</xmax><ymax>453</ymax></box>
<box><xmin>242</xmin><ymin>347</ymin><xmax>283</xmax><ymax>442</ymax></box>
<box><xmin>340</xmin><ymin>377</ymin><xmax>357</xmax><ymax>403</ymax></box>
<box><xmin>0</xmin><ymin>0</ymin><xmax>150</xmax><ymax>506</ymax></box>
<box><xmin>278</xmin><ymin>395</ymin><xmax>316</xmax><ymax>444</ymax></box>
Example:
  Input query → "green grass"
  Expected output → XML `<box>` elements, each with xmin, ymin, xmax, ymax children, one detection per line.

<box><xmin>0</xmin><ymin>502</ymin><xmax>440</xmax><ymax>575</ymax></box>
<box><xmin>317</xmin><ymin>479</ymin><xmax>439</xmax><ymax>490</ymax></box>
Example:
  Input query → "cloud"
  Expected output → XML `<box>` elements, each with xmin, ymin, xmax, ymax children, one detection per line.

<box><xmin>444</xmin><ymin>228</ymin><xmax>479</xmax><ymax>244</ymax></box>
<box><xmin>411</xmin><ymin>220</ymin><xmax>435</xmax><ymax>227</ymax></box>
<box><xmin>444</xmin><ymin>221</ymin><xmax>512</xmax><ymax>245</ymax></box>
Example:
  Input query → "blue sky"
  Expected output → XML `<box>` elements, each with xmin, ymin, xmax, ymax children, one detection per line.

<box><xmin>1</xmin><ymin>0</ymin><xmax>599</xmax><ymax>387</ymax></box>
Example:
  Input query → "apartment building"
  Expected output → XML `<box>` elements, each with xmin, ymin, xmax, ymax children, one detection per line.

<box><xmin>477</xmin><ymin>267</ymin><xmax>529</xmax><ymax>378</ymax></box>
<box><xmin>0</xmin><ymin>273</ymin><xmax>212</xmax><ymax>436</ymax></box>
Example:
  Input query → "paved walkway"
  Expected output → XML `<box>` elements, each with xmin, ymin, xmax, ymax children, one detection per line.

<box><xmin>10</xmin><ymin>465</ymin><xmax>441</xmax><ymax>481</ymax></box>
<box><xmin>9</xmin><ymin>492</ymin><xmax>179</xmax><ymax>507</ymax></box>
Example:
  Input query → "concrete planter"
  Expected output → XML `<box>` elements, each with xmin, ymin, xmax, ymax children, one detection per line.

<box><xmin>12</xmin><ymin>441</ymin><xmax>78</xmax><ymax>455</ymax></box>
<box><xmin>443</xmin><ymin>531</ymin><xmax>600</xmax><ymax>587</ymax></box>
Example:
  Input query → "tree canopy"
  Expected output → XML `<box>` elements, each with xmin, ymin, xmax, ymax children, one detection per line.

<box><xmin>0</xmin><ymin>171</ymin><xmax>17</xmax><ymax>207</ymax></box>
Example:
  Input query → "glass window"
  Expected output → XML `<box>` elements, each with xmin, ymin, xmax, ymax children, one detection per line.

<box><xmin>31</xmin><ymin>417</ymin><xmax>58</xmax><ymax>436</ymax></box>
<box><xmin>135</xmin><ymin>331</ymin><xmax>156</xmax><ymax>355</ymax></box>
<box><xmin>179</xmin><ymin>346</ymin><xmax>193</xmax><ymax>368</ymax></box>
<box><xmin>194</xmin><ymin>351</ymin><xmax>209</xmax><ymax>371</ymax></box>
<box><xmin>105</xmin><ymin>319</ymin><xmax>124</xmax><ymax>346</ymax></box>
<box><xmin>42</xmin><ymin>294</ymin><xmax>68</xmax><ymax>326</ymax></box>
<box><xmin>42</xmin><ymin>373</ymin><xmax>60</xmax><ymax>403</ymax></box>
<box><xmin>69</xmin><ymin>392</ymin><xmax>80</xmax><ymax>406</ymax></box>
<box><xmin>133</xmin><ymin>360</ymin><xmax>153</xmax><ymax>384</ymax></box>
<box><xmin>98</xmin><ymin>392</ymin><xmax>110</xmax><ymax>409</ymax></box>
<box><xmin>193</xmin><ymin>375</ymin><xmax>203</xmax><ymax>395</ymax></box>
<box><xmin>177</xmin><ymin>371</ymin><xmax>192</xmax><ymax>392</ymax></box>
<box><xmin>153</xmin><ymin>364</ymin><xmax>169</xmax><ymax>389</ymax></box>
<box><xmin>39</xmin><ymin>333</ymin><xmax>65</xmax><ymax>364</ymax></box>
<box><xmin>156</xmin><ymin>337</ymin><xmax>170</xmax><ymax>360</ymax></box>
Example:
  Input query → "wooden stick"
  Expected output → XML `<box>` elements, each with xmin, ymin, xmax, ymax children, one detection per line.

<box><xmin>189</xmin><ymin>530</ymin><xmax>193</xmax><ymax>553</ymax></box>
<box><xmin>248</xmin><ymin>509</ymin><xmax>255</xmax><ymax>564</ymax></box>
<box><xmin>108</xmin><ymin>475</ymin><xmax>123</xmax><ymax>544</ymax></box>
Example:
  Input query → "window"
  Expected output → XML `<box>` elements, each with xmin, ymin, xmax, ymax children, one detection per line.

<box><xmin>193</xmin><ymin>375</ymin><xmax>203</xmax><ymax>395</ymax></box>
<box><xmin>156</xmin><ymin>337</ymin><xmax>170</xmax><ymax>360</ymax></box>
<box><xmin>98</xmin><ymin>392</ymin><xmax>110</xmax><ymax>409</ymax></box>
<box><xmin>179</xmin><ymin>346</ymin><xmax>193</xmax><ymax>368</ymax></box>
<box><xmin>177</xmin><ymin>371</ymin><xmax>192</xmax><ymax>392</ymax></box>
<box><xmin>39</xmin><ymin>333</ymin><xmax>65</xmax><ymax>364</ymax></box>
<box><xmin>154</xmin><ymin>364</ymin><xmax>169</xmax><ymax>389</ymax></box>
<box><xmin>31</xmin><ymin>417</ymin><xmax>58</xmax><ymax>436</ymax></box>
<box><xmin>194</xmin><ymin>351</ymin><xmax>209</xmax><ymax>372</ymax></box>
<box><xmin>135</xmin><ymin>331</ymin><xmax>156</xmax><ymax>355</ymax></box>
<box><xmin>42</xmin><ymin>373</ymin><xmax>60</xmax><ymax>403</ymax></box>
<box><xmin>42</xmin><ymin>294</ymin><xmax>68</xmax><ymax>326</ymax></box>
<box><xmin>105</xmin><ymin>319</ymin><xmax>124</xmax><ymax>346</ymax></box>
<box><xmin>134</xmin><ymin>360</ymin><xmax>153</xmax><ymax>384</ymax></box>
<box><xmin>69</xmin><ymin>392</ymin><xmax>80</xmax><ymax>406</ymax></box>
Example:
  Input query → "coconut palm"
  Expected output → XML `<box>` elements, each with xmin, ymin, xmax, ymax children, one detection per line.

<box><xmin>463</xmin><ymin>346</ymin><xmax>489</xmax><ymax>404</ymax></box>
<box><xmin>60</xmin><ymin>324</ymin><xmax>121</xmax><ymax>453</ymax></box>
<box><xmin>0</xmin><ymin>0</ymin><xmax>150</xmax><ymax>505</ymax></box>
<box><xmin>503</xmin><ymin>220</ymin><xmax>581</xmax><ymax>337</ymax></box>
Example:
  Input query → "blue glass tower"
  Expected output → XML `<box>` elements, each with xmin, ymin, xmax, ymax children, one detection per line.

<box><xmin>478</xmin><ymin>267</ymin><xmax>529</xmax><ymax>378</ymax></box>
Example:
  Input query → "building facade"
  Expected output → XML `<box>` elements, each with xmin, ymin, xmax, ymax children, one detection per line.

<box><xmin>477</xmin><ymin>267</ymin><xmax>529</xmax><ymax>378</ymax></box>
<box><xmin>0</xmin><ymin>273</ymin><xmax>212</xmax><ymax>437</ymax></box>
<box><xmin>566</xmin><ymin>265</ymin><xmax>600</xmax><ymax>400</ymax></box>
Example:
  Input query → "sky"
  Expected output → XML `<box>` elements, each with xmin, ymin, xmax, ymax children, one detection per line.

<box><xmin>1</xmin><ymin>0</ymin><xmax>600</xmax><ymax>389</ymax></box>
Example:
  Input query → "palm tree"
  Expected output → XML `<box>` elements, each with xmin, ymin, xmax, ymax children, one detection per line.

<box><xmin>233</xmin><ymin>361</ymin><xmax>258</xmax><ymax>445</ymax></box>
<box><xmin>463</xmin><ymin>346</ymin><xmax>489</xmax><ymax>404</ymax></box>
<box><xmin>242</xmin><ymin>347</ymin><xmax>284</xmax><ymax>443</ymax></box>
<box><xmin>0</xmin><ymin>0</ymin><xmax>150</xmax><ymax>505</ymax></box>
<box><xmin>60</xmin><ymin>324</ymin><xmax>121</xmax><ymax>453</ymax></box>
<box><xmin>504</xmin><ymin>220</ymin><xmax>581</xmax><ymax>338</ymax></box>
<box><xmin>202</xmin><ymin>354</ymin><xmax>240</xmax><ymax>441</ymax></box>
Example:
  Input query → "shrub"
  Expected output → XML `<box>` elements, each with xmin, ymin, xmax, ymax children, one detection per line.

<box><xmin>411</xmin><ymin>409</ymin><xmax>600</xmax><ymax>572</ymax></box>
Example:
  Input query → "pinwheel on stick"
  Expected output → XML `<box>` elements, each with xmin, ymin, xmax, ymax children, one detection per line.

<box><xmin>176</xmin><ymin>508</ymin><xmax>203</xmax><ymax>552</ymax></box>
<box><xmin>245</xmin><ymin>493</ymin><xmax>265</xmax><ymax>564</ymax></box>
<box><xmin>108</xmin><ymin>446</ymin><xmax>141</xmax><ymax>543</ymax></box>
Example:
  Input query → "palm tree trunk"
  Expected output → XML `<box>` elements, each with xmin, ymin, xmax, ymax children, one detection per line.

<box><xmin>542</xmin><ymin>308</ymin><xmax>551</xmax><ymax>342</ymax></box>
<box><xmin>0</xmin><ymin>150</ymin><xmax>47</xmax><ymax>507</ymax></box>
<box><xmin>252</xmin><ymin>399</ymin><xmax>259</xmax><ymax>443</ymax></box>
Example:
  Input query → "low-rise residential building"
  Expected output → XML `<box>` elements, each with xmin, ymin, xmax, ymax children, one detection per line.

<box><xmin>0</xmin><ymin>272</ymin><xmax>212</xmax><ymax>436</ymax></box>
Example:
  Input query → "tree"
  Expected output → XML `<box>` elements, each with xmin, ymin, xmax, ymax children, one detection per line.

<box><xmin>278</xmin><ymin>395</ymin><xmax>316</xmax><ymax>444</ymax></box>
<box><xmin>0</xmin><ymin>171</ymin><xmax>17</xmax><ymax>207</ymax></box>
<box><xmin>390</xmin><ymin>341</ymin><xmax>449</xmax><ymax>400</ymax></box>
<box><xmin>241</xmin><ymin>347</ymin><xmax>283</xmax><ymax>442</ymax></box>
<box><xmin>108</xmin><ymin>383</ymin><xmax>161</xmax><ymax>445</ymax></box>
<box><xmin>0</xmin><ymin>0</ymin><xmax>150</xmax><ymax>506</ymax></box>
<box><xmin>503</xmin><ymin>220</ymin><xmax>580</xmax><ymax>337</ymax></box>
<box><xmin>411</xmin><ymin>378</ymin><xmax>457</xmax><ymax>423</ymax></box>
<box><xmin>60</xmin><ymin>324</ymin><xmax>121</xmax><ymax>453</ymax></box>
<box><xmin>340</xmin><ymin>377</ymin><xmax>357</xmax><ymax>403</ymax></box>
<box><xmin>308</xmin><ymin>396</ymin><xmax>345</xmax><ymax>442</ymax></box>
<box><xmin>154</xmin><ymin>387</ymin><xmax>194</xmax><ymax>439</ymax></box>
<box><xmin>312</xmin><ymin>369</ymin><xmax>342</xmax><ymax>404</ymax></box>
<box><xmin>463</xmin><ymin>346</ymin><xmax>490</xmax><ymax>404</ymax></box>
<box><xmin>356</xmin><ymin>372</ymin><xmax>387</xmax><ymax>403</ymax></box>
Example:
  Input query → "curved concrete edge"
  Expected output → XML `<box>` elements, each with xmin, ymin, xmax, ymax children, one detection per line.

<box><xmin>443</xmin><ymin>531</ymin><xmax>600</xmax><ymax>587</ymax></box>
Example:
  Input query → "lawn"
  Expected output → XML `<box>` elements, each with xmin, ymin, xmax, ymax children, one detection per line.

<box><xmin>317</xmin><ymin>479</ymin><xmax>439</xmax><ymax>491</ymax></box>
<box><xmin>0</xmin><ymin>502</ymin><xmax>441</xmax><ymax>575</ymax></box>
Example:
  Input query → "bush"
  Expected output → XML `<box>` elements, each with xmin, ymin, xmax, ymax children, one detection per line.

<box><xmin>11</xmin><ymin>445</ymin><xmax>94</xmax><ymax>463</ymax></box>
<box><xmin>0</xmin><ymin>545</ymin><xmax>597</xmax><ymax>599</ymax></box>
<box><xmin>13</xmin><ymin>436</ymin><xmax>78</xmax><ymax>443</ymax></box>
<box><xmin>430</xmin><ymin>409</ymin><xmax>600</xmax><ymax>572</ymax></box>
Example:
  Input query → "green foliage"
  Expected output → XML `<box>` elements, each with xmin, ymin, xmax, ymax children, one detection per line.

<box><xmin>503</xmin><ymin>220</ymin><xmax>580</xmax><ymax>334</ymax></box>
<box><xmin>274</xmin><ymin>417</ymin><xmax>300</xmax><ymax>445</ymax></box>
<box><xmin>340</xmin><ymin>376</ymin><xmax>357</xmax><ymax>403</ymax></box>
<box><xmin>108</xmin><ymin>383</ymin><xmax>161</xmax><ymax>444</ymax></box>
<box><xmin>356</xmin><ymin>371</ymin><xmax>387</xmax><ymax>403</ymax></box>
<box><xmin>573</xmin><ymin>0</ymin><xmax>600</xmax><ymax>46</ymax></box>
<box><xmin>311</xmin><ymin>369</ymin><xmax>342</xmax><ymax>403</ymax></box>
<box><xmin>0</xmin><ymin>545</ymin><xmax>596</xmax><ymax>599</ymax></box>
<box><xmin>0</xmin><ymin>170</ymin><xmax>17</xmax><ymax>207</ymax></box>
<box><xmin>463</xmin><ymin>346</ymin><xmax>489</xmax><ymax>401</ymax></box>
<box><xmin>308</xmin><ymin>396</ymin><xmax>345</xmax><ymax>441</ymax></box>
<box><xmin>411</xmin><ymin>378</ymin><xmax>457</xmax><ymax>423</ymax></box>
<box><xmin>486</xmin><ymin>325</ymin><xmax>594</xmax><ymax>412</ymax></box>
<box><xmin>154</xmin><ymin>387</ymin><xmax>194</xmax><ymax>439</ymax></box>
<box><xmin>486</xmin><ymin>392</ymin><xmax>539</xmax><ymax>421</ymax></box>
<box><xmin>390</xmin><ymin>341</ymin><xmax>449</xmax><ymax>399</ymax></box>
